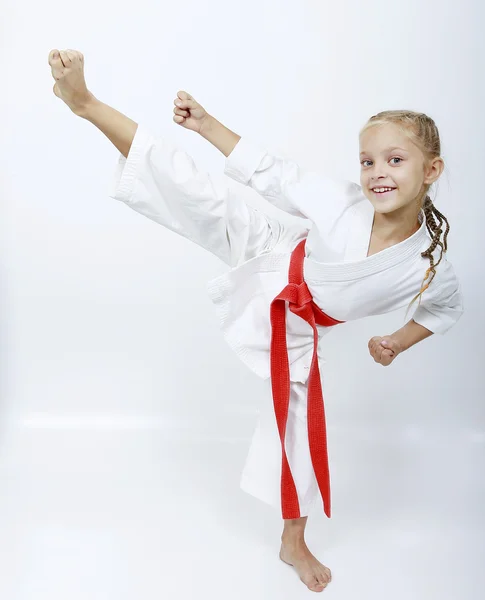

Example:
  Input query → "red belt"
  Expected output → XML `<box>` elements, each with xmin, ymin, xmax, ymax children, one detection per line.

<box><xmin>270</xmin><ymin>238</ymin><xmax>344</xmax><ymax>520</ymax></box>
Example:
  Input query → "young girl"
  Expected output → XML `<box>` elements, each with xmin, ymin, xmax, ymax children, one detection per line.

<box><xmin>48</xmin><ymin>49</ymin><xmax>464</xmax><ymax>593</ymax></box>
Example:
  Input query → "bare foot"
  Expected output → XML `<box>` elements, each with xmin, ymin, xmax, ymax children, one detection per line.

<box><xmin>279</xmin><ymin>538</ymin><xmax>332</xmax><ymax>592</ymax></box>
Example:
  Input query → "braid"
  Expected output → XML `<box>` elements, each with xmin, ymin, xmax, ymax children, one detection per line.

<box><xmin>405</xmin><ymin>195</ymin><xmax>450</xmax><ymax>317</ymax></box>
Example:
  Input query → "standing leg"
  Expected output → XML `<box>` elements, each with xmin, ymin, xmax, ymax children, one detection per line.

<box><xmin>240</xmin><ymin>379</ymin><xmax>332</xmax><ymax>592</ymax></box>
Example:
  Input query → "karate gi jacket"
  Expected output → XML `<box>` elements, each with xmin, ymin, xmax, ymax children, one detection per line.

<box><xmin>109</xmin><ymin>125</ymin><xmax>464</xmax><ymax>385</ymax></box>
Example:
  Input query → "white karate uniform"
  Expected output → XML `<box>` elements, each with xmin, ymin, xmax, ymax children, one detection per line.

<box><xmin>109</xmin><ymin>124</ymin><xmax>464</xmax><ymax>517</ymax></box>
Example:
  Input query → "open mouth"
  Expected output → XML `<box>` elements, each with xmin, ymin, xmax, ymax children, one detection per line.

<box><xmin>372</xmin><ymin>187</ymin><xmax>396</xmax><ymax>196</ymax></box>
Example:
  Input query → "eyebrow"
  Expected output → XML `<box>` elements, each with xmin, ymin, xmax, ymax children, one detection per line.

<box><xmin>359</xmin><ymin>146</ymin><xmax>408</xmax><ymax>156</ymax></box>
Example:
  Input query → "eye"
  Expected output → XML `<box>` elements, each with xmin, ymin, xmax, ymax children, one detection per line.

<box><xmin>360</xmin><ymin>157</ymin><xmax>403</xmax><ymax>167</ymax></box>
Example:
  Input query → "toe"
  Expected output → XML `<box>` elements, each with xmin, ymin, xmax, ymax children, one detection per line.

<box><xmin>310</xmin><ymin>582</ymin><xmax>325</xmax><ymax>592</ymax></box>
<box><xmin>304</xmin><ymin>576</ymin><xmax>325</xmax><ymax>592</ymax></box>
<box><xmin>316</xmin><ymin>570</ymin><xmax>330</xmax><ymax>588</ymax></box>
<box><xmin>49</xmin><ymin>50</ymin><xmax>60</xmax><ymax>65</ymax></box>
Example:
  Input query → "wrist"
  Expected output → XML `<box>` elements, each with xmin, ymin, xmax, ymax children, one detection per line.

<box><xmin>389</xmin><ymin>332</ymin><xmax>408</xmax><ymax>353</ymax></box>
<box><xmin>198</xmin><ymin>114</ymin><xmax>216</xmax><ymax>138</ymax></box>
<box><xmin>390</xmin><ymin>319</ymin><xmax>433</xmax><ymax>353</ymax></box>
<box><xmin>75</xmin><ymin>93</ymin><xmax>100</xmax><ymax>119</ymax></box>
<box><xmin>197</xmin><ymin>115</ymin><xmax>241</xmax><ymax>157</ymax></box>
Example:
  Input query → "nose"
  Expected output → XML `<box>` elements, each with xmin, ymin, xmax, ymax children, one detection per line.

<box><xmin>370</xmin><ymin>171</ymin><xmax>389</xmax><ymax>186</ymax></box>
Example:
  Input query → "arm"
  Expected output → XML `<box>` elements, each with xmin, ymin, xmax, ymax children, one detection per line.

<box><xmin>199</xmin><ymin>115</ymin><xmax>361</xmax><ymax>222</ymax></box>
<box><xmin>369</xmin><ymin>262</ymin><xmax>464</xmax><ymax>366</ymax></box>
<box><xmin>391</xmin><ymin>319</ymin><xmax>433</xmax><ymax>352</ymax></box>
<box><xmin>77</xmin><ymin>97</ymin><xmax>138</xmax><ymax>158</ymax></box>
<box><xmin>368</xmin><ymin>320</ymin><xmax>433</xmax><ymax>366</ymax></box>
<box><xmin>199</xmin><ymin>115</ymin><xmax>241</xmax><ymax>158</ymax></box>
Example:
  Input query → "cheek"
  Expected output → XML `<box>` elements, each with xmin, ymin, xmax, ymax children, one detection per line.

<box><xmin>394</xmin><ymin>170</ymin><xmax>412</xmax><ymax>188</ymax></box>
<box><xmin>397</xmin><ymin>165</ymin><xmax>421</xmax><ymax>186</ymax></box>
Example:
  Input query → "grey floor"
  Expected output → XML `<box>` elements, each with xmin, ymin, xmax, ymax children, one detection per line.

<box><xmin>0</xmin><ymin>423</ymin><xmax>483</xmax><ymax>599</ymax></box>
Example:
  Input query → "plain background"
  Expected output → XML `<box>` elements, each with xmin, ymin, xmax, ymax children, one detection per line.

<box><xmin>1</xmin><ymin>0</ymin><xmax>483</xmax><ymax>598</ymax></box>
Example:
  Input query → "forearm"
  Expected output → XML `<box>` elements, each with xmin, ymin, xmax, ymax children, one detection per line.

<box><xmin>77</xmin><ymin>96</ymin><xmax>138</xmax><ymax>159</ymax></box>
<box><xmin>199</xmin><ymin>115</ymin><xmax>241</xmax><ymax>158</ymax></box>
<box><xmin>391</xmin><ymin>319</ymin><xmax>433</xmax><ymax>352</ymax></box>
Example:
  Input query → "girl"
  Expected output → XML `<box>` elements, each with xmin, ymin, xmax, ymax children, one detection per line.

<box><xmin>48</xmin><ymin>49</ymin><xmax>464</xmax><ymax>593</ymax></box>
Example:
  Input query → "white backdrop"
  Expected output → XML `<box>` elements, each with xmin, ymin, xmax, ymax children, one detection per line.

<box><xmin>1</xmin><ymin>0</ymin><xmax>484</xmax><ymax>598</ymax></box>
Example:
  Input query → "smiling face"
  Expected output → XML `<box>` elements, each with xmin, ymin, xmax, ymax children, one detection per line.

<box><xmin>359</xmin><ymin>123</ymin><xmax>432</xmax><ymax>215</ymax></box>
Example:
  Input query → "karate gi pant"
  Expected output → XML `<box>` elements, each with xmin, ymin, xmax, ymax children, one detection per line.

<box><xmin>241</xmin><ymin>378</ymin><xmax>320</xmax><ymax>517</ymax></box>
<box><xmin>111</xmin><ymin>129</ymin><xmax>322</xmax><ymax>518</ymax></box>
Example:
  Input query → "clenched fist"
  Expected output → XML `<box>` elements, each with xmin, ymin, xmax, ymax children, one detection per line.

<box><xmin>368</xmin><ymin>335</ymin><xmax>403</xmax><ymax>366</ymax></box>
<box><xmin>48</xmin><ymin>49</ymin><xmax>94</xmax><ymax>115</ymax></box>
<box><xmin>173</xmin><ymin>91</ymin><xmax>211</xmax><ymax>134</ymax></box>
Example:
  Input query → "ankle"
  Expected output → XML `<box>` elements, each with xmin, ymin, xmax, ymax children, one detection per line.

<box><xmin>281</xmin><ymin>531</ymin><xmax>307</xmax><ymax>547</ymax></box>
<box><xmin>281</xmin><ymin>524</ymin><xmax>307</xmax><ymax>545</ymax></box>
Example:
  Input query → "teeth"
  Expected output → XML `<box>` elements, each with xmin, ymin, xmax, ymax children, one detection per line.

<box><xmin>373</xmin><ymin>187</ymin><xmax>394</xmax><ymax>193</ymax></box>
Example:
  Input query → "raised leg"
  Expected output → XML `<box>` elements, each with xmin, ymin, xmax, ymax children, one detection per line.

<box><xmin>48</xmin><ymin>49</ymin><xmax>283</xmax><ymax>269</ymax></box>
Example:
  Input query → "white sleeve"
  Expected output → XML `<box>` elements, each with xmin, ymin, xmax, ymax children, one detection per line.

<box><xmin>108</xmin><ymin>124</ymin><xmax>283</xmax><ymax>268</ymax></box>
<box><xmin>412</xmin><ymin>258</ymin><xmax>464</xmax><ymax>335</ymax></box>
<box><xmin>224</xmin><ymin>137</ymin><xmax>363</xmax><ymax>223</ymax></box>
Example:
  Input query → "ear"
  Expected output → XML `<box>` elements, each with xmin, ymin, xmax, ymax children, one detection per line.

<box><xmin>423</xmin><ymin>156</ymin><xmax>444</xmax><ymax>186</ymax></box>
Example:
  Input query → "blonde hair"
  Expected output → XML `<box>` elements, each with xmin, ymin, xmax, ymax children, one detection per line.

<box><xmin>360</xmin><ymin>111</ymin><xmax>450</xmax><ymax>316</ymax></box>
